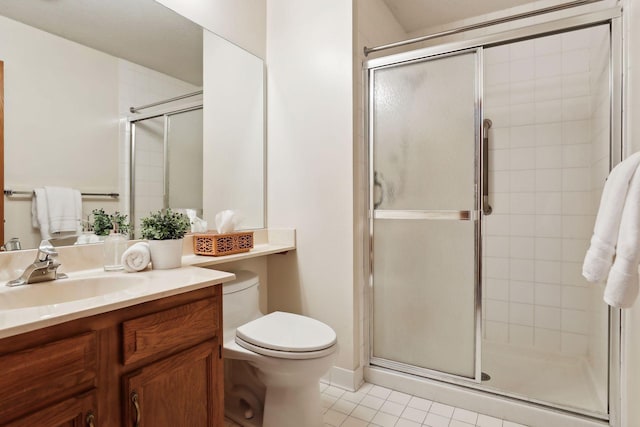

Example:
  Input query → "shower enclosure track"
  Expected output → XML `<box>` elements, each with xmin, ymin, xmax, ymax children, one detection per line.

<box><xmin>364</xmin><ymin>0</ymin><xmax>605</xmax><ymax>56</ymax></box>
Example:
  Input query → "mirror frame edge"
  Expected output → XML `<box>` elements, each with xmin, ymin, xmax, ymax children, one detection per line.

<box><xmin>0</xmin><ymin>60</ymin><xmax>4</xmax><ymax>245</ymax></box>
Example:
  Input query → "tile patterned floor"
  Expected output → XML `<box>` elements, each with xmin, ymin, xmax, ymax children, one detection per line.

<box><xmin>225</xmin><ymin>382</ymin><xmax>529</xmax><ymax>427</ymax></box>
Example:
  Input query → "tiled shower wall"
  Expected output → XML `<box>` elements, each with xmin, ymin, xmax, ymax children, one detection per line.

<box><xmin>482</xmin><ymin>26</ymin><xmax>610</xmax><ymax>357</ymax></box>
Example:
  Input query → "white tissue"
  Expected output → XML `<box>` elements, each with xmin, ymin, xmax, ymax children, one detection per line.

<box><xmin>192</xmin><ymin>217</ymin><xmax>208</xmax><ymax>233</ymax></box>
<box><xmin>215</xmin><ymin>210</ymin><xmax>237</xmax><ymax>234</ymax></box>
<box><xmin>185</xmin><ymin>209</ymin><xmax>208</xmax><ymax>233</ymax></box>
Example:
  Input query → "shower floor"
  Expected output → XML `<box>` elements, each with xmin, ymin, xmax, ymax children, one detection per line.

<box><xmin>481</xmin><ymin>341</ymin><xmax>606</xmax><ymax>416</ymax></box>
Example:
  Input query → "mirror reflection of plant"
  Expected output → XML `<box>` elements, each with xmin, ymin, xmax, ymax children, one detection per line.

<box><xmin>140</xmin><ymin>209</ymin><xmax>190</xmax><ymax>240</ymax></box>
<box><xmin>91</xmin><ymin>209</ymin><xmax>130</xmax><ymax>236</ymax></box>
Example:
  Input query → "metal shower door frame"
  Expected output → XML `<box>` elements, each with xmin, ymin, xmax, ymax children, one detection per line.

<box><xmin>364</xmin><ymin>6</ymin><xmax>622</xmax><ymax>422</ymax></box>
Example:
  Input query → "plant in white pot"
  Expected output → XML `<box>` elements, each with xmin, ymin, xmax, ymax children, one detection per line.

<box><xmin>140</xmin><ymin>209</ymin><xmax>190</xmax><ymax>270</ymax></box>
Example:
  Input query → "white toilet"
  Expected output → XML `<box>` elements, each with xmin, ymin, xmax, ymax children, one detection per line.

<box><xmin>222</xmin><ymin>271</ymin><xmax>338</xmax><ymax>427</ymax></box>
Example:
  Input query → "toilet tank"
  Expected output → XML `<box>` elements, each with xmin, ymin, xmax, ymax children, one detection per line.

<box><xmin>222</xmin><ymin>270</ymin><xmax>264</xmax><ymax>341</ymax></box>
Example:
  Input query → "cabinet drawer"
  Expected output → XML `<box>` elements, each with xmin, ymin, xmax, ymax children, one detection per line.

<box><xmin>122</xmin><ymin>297</ymin><xmax>218</xmax><ymax>365</ymax></box>
<box><xmin>0</xmin><ymin>332</ymin><xmax>97</xmax><ymax>423</ymax></box>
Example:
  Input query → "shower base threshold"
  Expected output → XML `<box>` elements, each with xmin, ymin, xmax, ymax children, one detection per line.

<box><xmin>365</xmin><ymin>362</ymin><xmax>608</xmax><ymax>427</ymax></box>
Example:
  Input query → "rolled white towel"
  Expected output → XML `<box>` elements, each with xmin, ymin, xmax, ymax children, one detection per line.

<box><xmin>121</xmin><ymin>242</ymin><xmax>151</xmax><ymax>273</ymax></box>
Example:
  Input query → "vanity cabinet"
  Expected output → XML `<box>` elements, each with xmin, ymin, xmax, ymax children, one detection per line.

<box><xmin>123</xmin><ymin>341</ymin><xmax>219</xmax><ymax>426</ymax></box>
<box><xmin>0</xmin><ymin>285</ymin><xmax>223</xmax><ymax>427</ymax></box>
<box><xmin>120</xmin><ymin>295</ymin><xmax>222</xmax><ymax>426</ymax></box>
<box><xmin>4</xmin><ymin>392</ymin><xmax>97</xmax><ymax>427</ymax></box>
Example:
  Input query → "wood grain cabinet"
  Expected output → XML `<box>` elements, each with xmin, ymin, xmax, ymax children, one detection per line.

<box><xmin>123</xmin><ymin>341</ymin><xmax>220</xmax><ymax>426</ymax></box>
<box><xmin>0</xmin><ymin>285</ymin><xmax>223</xmax><ymax>427</ymax></box>
<box><xmin>4</xmin><ymin>392</ymin><xmax>98</xmax><ymax>427</ymax></box>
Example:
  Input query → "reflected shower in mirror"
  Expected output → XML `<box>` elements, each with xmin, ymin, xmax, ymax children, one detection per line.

<box><xmin>0</xmin><ymin>0</ymin><xmax>265</xmax><ymax>249</ymax></box>
<box><xmin>129</xmin><ymin>102</ymin><xmax>204</xmax><ymax>239</ymax></box>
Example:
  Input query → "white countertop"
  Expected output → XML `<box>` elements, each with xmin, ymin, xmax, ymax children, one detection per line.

<box><xmin>0</xmin><ymin>266</ymin><xmax>235</xmax><ymax>339</ymax></box>
<box><xmin>0</xmin><ymin>228</ymin><xmax>296</xmax><ymax>340</ymax></box>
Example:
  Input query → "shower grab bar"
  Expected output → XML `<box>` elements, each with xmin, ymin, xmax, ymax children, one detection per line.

<box><xmin>482</xmin><ymin>119</ymin><xmax>493</xmax><ymax>216</ymax></box>
<box><xmin>374</xmin><ymin>210</ymin><xmax>472</xmax><ymax>221</ymax></box>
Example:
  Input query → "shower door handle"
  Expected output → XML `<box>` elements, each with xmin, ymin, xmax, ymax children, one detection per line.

<box><xmin>482</xmin><ymin>119</ymin><xmax>493</xmax><ymax>216</ymax></box>
<box><xmin>373</xmin><ymin>171</ymin><xmax>384</xmax><ymax>209</ymax></box>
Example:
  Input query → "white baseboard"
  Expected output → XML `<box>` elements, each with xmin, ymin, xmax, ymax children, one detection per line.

<box><xmin>321</xmin><ymin>365</ymin><xmax>364</xmax><ymax>392</ymax></box>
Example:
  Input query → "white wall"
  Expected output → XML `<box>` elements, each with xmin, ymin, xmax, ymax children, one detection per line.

<box><xmin>154</xmin><ymin>0</ymin><xmax>266</xmax><ymax>60</ymax></box>
<box><xmin>1</xmin><ymin>15</ymin><xmax>119</xmax><ymax>248</ymax></box>
<box><xmin>266</xmin><ymin>0</ymin><xmax>357</xmax><ymax>377</ymax></box>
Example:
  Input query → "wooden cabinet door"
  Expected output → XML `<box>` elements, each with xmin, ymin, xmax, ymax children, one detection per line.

<box><xmin>4</xmin><ymin>391</ymin><xmax>97</xmax><ymax>427</ymax></box>
<box><xmin>122</xmin><ymin>340</ymin><xmax>222</xmax><ymax>427</ymax></box>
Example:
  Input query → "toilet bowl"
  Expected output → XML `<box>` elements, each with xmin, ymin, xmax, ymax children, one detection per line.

<box><xmin>222</xmin><ymin>271</ymin><xmax>338</xmax><ymax>427</ymax></box>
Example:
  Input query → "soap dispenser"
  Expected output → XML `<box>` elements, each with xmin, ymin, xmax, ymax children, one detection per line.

<box><xmin>103</xmin><ymin>222</ymin><xmax>127</xmax><ymax>271</ymax></box>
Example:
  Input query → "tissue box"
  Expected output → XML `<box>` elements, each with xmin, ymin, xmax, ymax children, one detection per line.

<box><xmin>193</xmin><ymin>231</ymin><xmax>254</xmax><ymax>257</ymax></box>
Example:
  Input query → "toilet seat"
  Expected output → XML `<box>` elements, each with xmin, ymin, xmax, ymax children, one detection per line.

<box><xmin>235</xmin><ymin>311</ymin><xmax>337</xmax><ymax>360</ymax></box>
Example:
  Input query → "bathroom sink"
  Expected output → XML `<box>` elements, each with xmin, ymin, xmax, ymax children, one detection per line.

<box><xmin>0</xmin><ymin>275</ymin><xmax>146</xmax><ymax>310</ymax></box>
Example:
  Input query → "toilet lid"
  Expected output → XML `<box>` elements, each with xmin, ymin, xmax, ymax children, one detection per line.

<box><xmin>235</xmin><ymin>311</ymin><xmax>337</xmax><ymax>353</ymax></box>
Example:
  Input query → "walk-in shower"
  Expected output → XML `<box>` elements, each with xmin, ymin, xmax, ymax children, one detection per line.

<box><xmin>128</xmin><ymin>93</ymin><xmax>204</xmax><ymax>238</ymax></box>
<box><xmin>365</xmin><ymin>7</ymin><xmax>621</xmax><ymax>425</ymax></box>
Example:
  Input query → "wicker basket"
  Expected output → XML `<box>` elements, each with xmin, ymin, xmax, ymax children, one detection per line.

<box><xmin>193</xmin><ymin>231</ymin><xmax>254</xmax><ymax>257</ymax></box>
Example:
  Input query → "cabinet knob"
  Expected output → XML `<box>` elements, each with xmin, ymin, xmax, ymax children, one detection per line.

<box><xmin>131</xmin><ymin>392</ymin><xmax>141</xmax><ymax>427</ymax></box>
<box><xmin>86</xmin><ymin>412</ymin><xmax>95</xmax><ymax>427</ymax></box>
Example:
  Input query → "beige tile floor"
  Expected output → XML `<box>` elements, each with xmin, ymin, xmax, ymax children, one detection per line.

<box><xmin>224</xmin><ymin>381</ymin><xmax>528</xmax><ymax>427</ymax></box>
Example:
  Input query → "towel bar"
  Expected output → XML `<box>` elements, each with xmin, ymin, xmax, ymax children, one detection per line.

<box><xmin>4</xmin><ymin>189</ymin><xmax>119</xmax><ymax>198</ymax></box>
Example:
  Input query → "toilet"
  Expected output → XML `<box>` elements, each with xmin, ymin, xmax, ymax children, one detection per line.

<box><xmin>222</xmin><ymin>271</ymin><xmax>338</xmax><ymax>427</ymax></box>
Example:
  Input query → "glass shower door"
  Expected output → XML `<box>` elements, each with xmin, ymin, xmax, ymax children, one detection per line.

<box><xmin>369</xmin><ymin>50</ymin><xmax>480</xmax><ymax>379</ymax></box>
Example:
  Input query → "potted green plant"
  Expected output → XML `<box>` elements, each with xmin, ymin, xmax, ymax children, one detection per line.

<box><xmin>92</xmin><ymin>209</ymin><xmax>130</xmax><ymax>237</ymax></box>
<box><xmin>140</xmin><ymin>209</ymin><xmax>190</xmax><ymax>269</ymax></box>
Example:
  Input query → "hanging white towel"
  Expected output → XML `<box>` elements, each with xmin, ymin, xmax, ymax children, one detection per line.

<box><xmin>32</xmin><ymin>186</ymin><xmax>82</xmax><ymax>239</ymax></box>
<box><xmin>603</xmin><ymin>167</ymin><xmax>640</xmax><ymax>308</ymax></box>
<box><xmin>583</xmin><ymin>152</ymin><xmax>640</xmax><ymax>283</ymax></box>
<box><xmin>44</xmin><ymin>186</ymin><xmax>82</xmax><ymax>234</ymax></box>
<box><xmin>31</xmin><ymin>188</ymin><xmax>51</xmax><ymax>240</ymax></box>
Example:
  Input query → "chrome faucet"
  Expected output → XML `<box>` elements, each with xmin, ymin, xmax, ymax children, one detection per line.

<box><xmin>6</xmin><ymin>240</ymin><xmax>68</xmax><ymax>287</ymax></box>
<box><xmin>2</xmin><ymin>237</ymin><xmax>22</xmax><ymax>251</ymax></box>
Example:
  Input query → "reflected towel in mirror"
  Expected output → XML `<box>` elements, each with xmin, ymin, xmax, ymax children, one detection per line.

<box><xmin>31</xmin><ymin>186</ymin><xmax>83</xmax><ymax>240</ymax></box>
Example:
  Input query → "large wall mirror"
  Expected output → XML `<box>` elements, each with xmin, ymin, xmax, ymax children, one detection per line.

<box><xmin>0</xmin><ymin>0</ymin><xmax>265</xmax><ymax>249</ymax></box>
